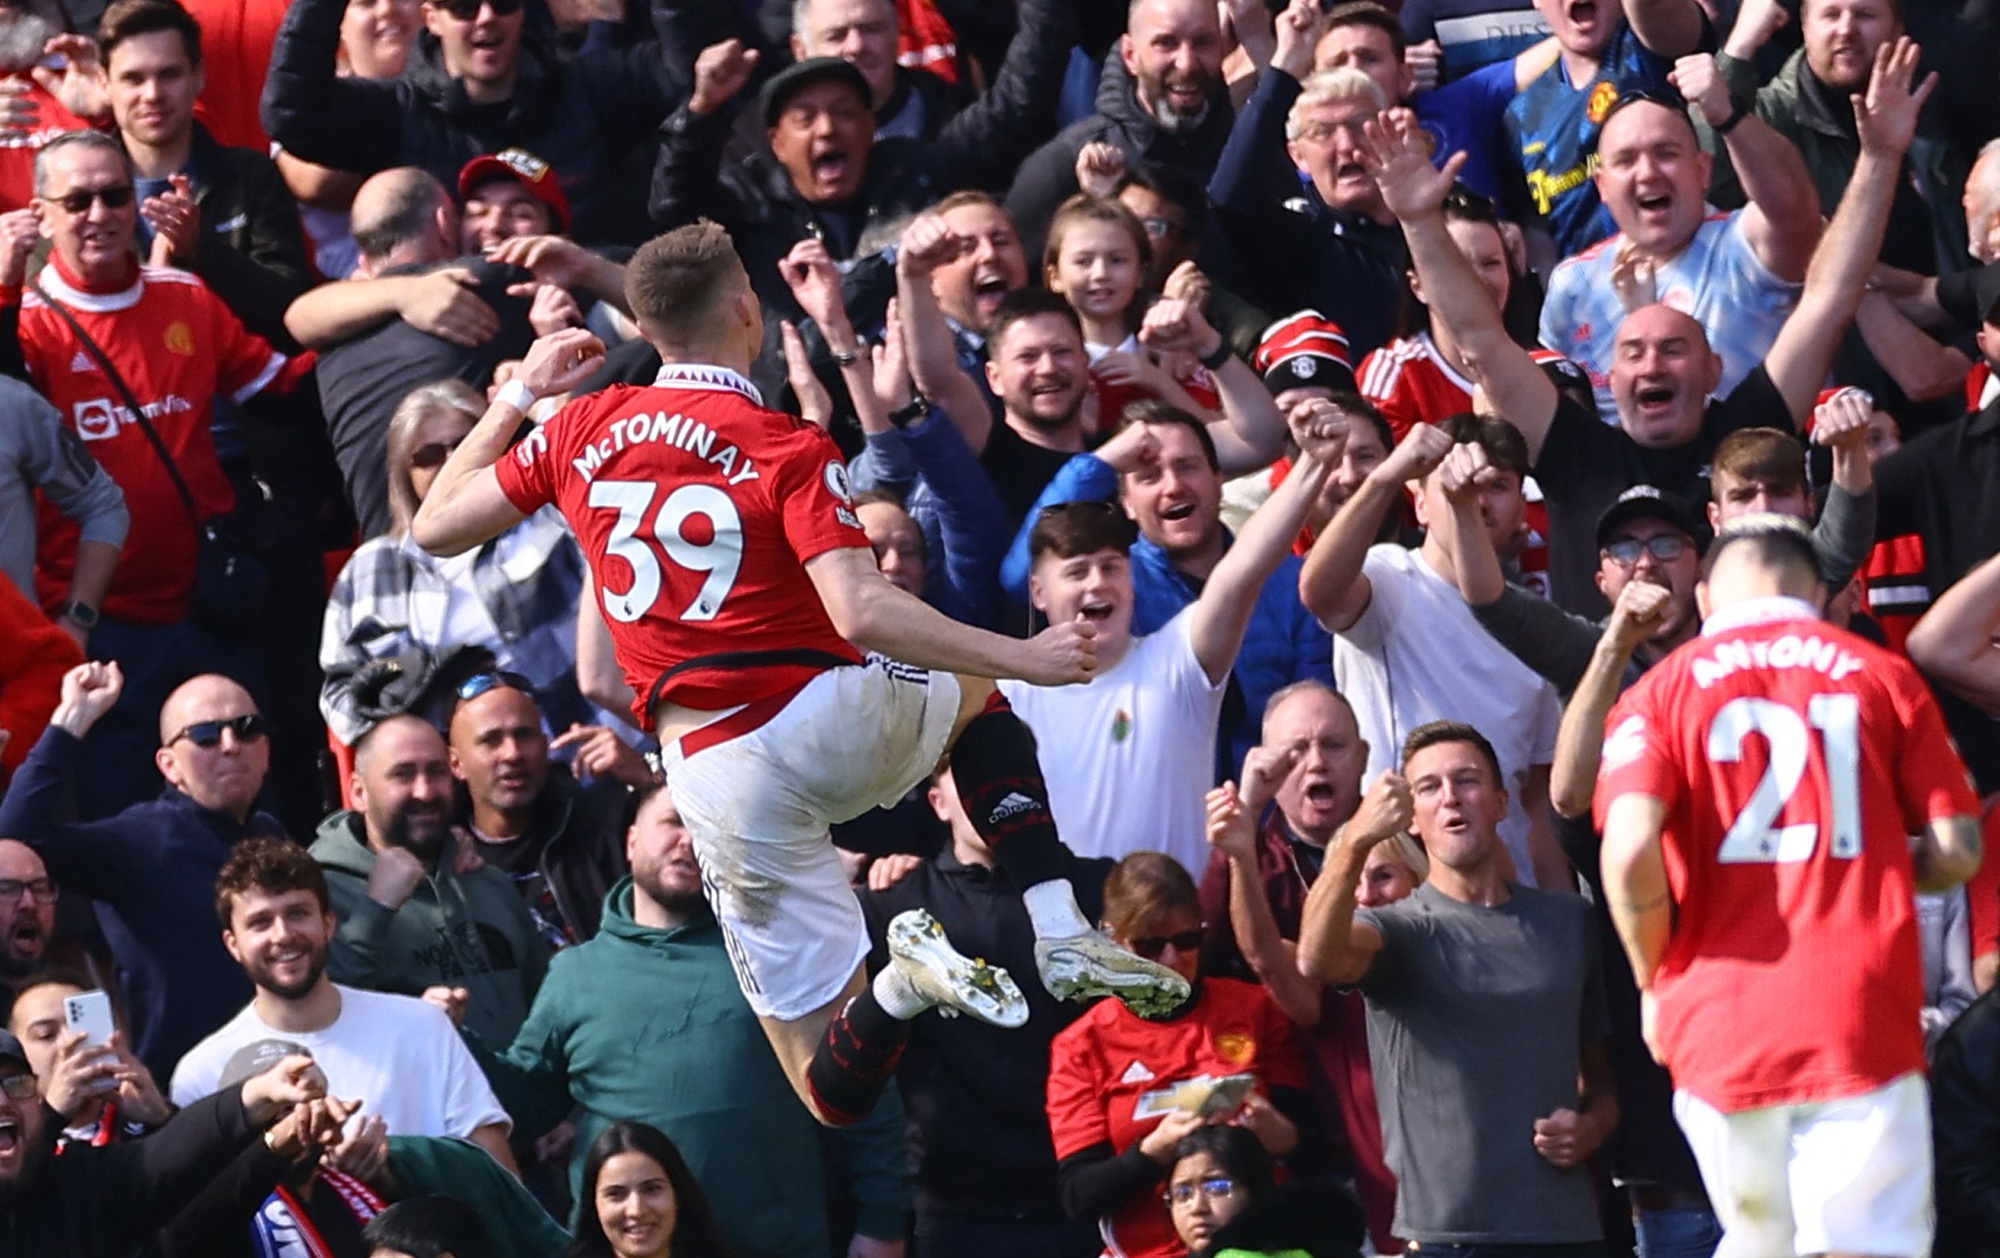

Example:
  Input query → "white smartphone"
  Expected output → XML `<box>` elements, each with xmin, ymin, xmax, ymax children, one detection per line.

<box><xmin>63</xmin><ymin>989</ymin><xmax>115</xmax><ymax>1050</ymax></box>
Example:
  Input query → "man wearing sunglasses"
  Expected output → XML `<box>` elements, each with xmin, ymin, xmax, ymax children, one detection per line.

<box><xmin>3</xmin><ymin>129</ymin><xmax>311</xmax><ymax>819</ymax></box>
<box><xmin>0</xmin><ymin>660</ymin><xmax>286</xmax><ymax>1081</ymax></box>
<box><xmin>263</xmin><ymin>0</ymin><xmax>687</xmax><ymax>247</ymax></box>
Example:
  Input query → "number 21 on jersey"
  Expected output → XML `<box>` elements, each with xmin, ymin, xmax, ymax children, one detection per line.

<box><xmin>1708</xmin><ymin>694</ymin><xmax>1862</xmax><ymax>865</ymax></box>
<box><xmin>589</xmin><ymin>480</ymin><xmax>744</xmax><ymax>623</ymax></box>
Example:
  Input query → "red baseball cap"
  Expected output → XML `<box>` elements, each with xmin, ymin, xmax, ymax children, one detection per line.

<box><xmin>1252</xmin><ymin>310</ymin><xmax>1355</xmax><ymax>395</ymax></box>
<box><xmin>457</xmin><ymin>148</ymin><xmax>571</xmax><ymax>234</ymax></box>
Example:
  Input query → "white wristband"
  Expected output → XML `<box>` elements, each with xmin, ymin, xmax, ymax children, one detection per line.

<box><xmin>496</xmin><ymin>379</ymin><xmax>537</xmax><ymax>415</ymax></box>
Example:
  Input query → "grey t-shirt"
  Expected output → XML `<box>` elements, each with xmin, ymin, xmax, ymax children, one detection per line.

<box><xmin>1358</xmin><ymin>881</ymin><xmax>1609</xmax><ymax>1243</ymax></box>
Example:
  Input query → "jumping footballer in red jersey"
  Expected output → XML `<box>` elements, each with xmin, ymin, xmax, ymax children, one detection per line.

<box><xmin>1598</xmin><ymin>515</ymin><xmax>1983</xmax><ymax>1258</ymax></box>
<box><xmin>412</xmin><ymin>221</ymin><xmax>1192</xmax><ymax>1127</ymax></box>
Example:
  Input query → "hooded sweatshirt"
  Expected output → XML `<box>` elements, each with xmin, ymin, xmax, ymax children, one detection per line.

<box><xmin>309</xmin><ymin>811</ymin><xmax>548</xmax><ymax>1047</ymax></box>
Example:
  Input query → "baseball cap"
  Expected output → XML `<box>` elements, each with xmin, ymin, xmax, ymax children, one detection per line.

<box><xmin>1252</xmin><ymin>310</ymin><xmax>1356</xmax><ymax>395</ymax></box>
<box><xmin>456</xmin><ymin>148</ymin><xmax>571</xmax><ymax>234</ymax></box>
<box><xmin>760</xmin><ymin>57</ymin><xmax>872</xmax><ymax>128</ymax></box>
<box><xmin>1595</xmin><ymin>484</ymin><xmax>1705</xmax><ymax>551</ymax></box>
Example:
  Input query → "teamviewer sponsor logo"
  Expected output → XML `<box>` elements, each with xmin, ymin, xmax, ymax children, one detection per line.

<box><xmin>73</xmin><ymin>398</ymin><xmax>119</xmax><ymax>441</ymax></box>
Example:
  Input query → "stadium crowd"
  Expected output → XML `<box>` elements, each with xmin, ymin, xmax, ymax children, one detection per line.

<box><xmin>2</xmin><ymin>0</ymin><xmax>2000</xmax><ymax>1252</ymax></box>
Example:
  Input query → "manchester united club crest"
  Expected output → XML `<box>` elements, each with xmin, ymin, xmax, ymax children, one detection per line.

<box><xmin>1213</xmin><ymin>1031</ymin><xmax>1255</xmax><ymax>1066</ymax></box>
<box><xmin>164</xmin><ymin>321</ymin><xmax>195</xmax><ymax>356</ymax></box>
<box><xmin>1586</xmin><ymin>81</ymin><xmax>1620</xmax><ymax>125</ymax></box>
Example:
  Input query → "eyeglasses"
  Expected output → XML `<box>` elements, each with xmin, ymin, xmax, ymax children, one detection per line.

<box><xmin>47</xmin><ymin>185</ymin><xmax>134</xmax><ymax>214</ymax></box>
<box><xmin>168</xmin><ymin>713</ymin><xmax>269</xmax><ymax>748</ymax></box>
<box><xmin>1126</xmin><ymin>927</ymin><xmax>1204</xmax><ymax>960</ymax></box>
<box><xmin>456</xmin><ymin>670</ymin><xmax>533</xmax><ymax>703</ymax></box>
<box><xmin>1602</xmin><ymin>535</ymin><xmax>1690</xmax><ymax>567</ymax></box>
<box><xmin>433</xmin><ymin>0</ymin><xmax>522</xmax><ymax>18</ymax></box>
<box><xmin>410</xmin><ymin>438</ymin><xmax>463</xmax><ymax>470</ymax></box>
<box><xmin>0</xmin><ymin>1074</ymin><xmax>35</xmax><ymax>1101</ymax></box>
<box><xmin>0</xmin><ymin>879</ymin><xmax>56</xmax><ymax>905</ymax></box>
<box><xmin>1165</xmin><ymin>1176</ymin><xmax>1239</xmax><ymax>1206</ymax></box>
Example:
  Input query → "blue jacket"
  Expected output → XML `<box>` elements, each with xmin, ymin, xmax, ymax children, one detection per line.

<box><xmin>999</xmin><ymin>453</ymin><xmax>1334</xmax><ymax>776</ymax></box>
<box><xmin>0</xmin><ymin>727</ymin><xmax>283</xmax><ymax>1080</ymax></box>
<box><xmin>849</xmin><ymin>407</ymin><xmax>1014</xmax><ymax>631</ymax></box>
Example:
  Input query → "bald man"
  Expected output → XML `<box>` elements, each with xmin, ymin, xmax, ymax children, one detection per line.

<box><xmin>0</xmin><ymin>661</ymin><xmax>285</xmax><ymax>1077</ymax></box>
<box><xmin>287</xmin><ymin>166</ymin><xmax>537</xmax><ymax>536</ymax></box>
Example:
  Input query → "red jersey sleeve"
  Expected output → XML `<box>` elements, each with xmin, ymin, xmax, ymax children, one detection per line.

<box><xmin>1046</xmin><ymin>1017</ymin><xmax>1116</xmax><ymax>1160</ymax></box>
<box><xmin>1594</xmin><ymin>683</ymin><xmax>1686</xmax><ymax>830</ymax></box>
<box><xmin>768</xmin><ymin>424</ymin><xmax>868</xmax><ymax>565</ymax></box>
<box><xmin>1885</xmin><ymin>660</ymin><xmax>1980</xmax><ymax>832</ymax></box>
<box><xmin>202</xmin><ymin>287</ymin><xmax>286</xmax><ymax>403</ymax></box>
<box><xmin>493</xmin><ymin>417</ymin><xmax>560</xmax><ymax>516</ymax></box>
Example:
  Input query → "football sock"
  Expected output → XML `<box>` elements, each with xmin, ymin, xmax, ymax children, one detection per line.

<box><xmin>870</xmin><ymin>961</ymin><xmax>929</xmax><ymax>1019</ymax></box>
<box><xmin>806</xmin><ymin>988</ymin><xmax>912</xmax><ymax>1127</ymax></box>
<box><xmin>951</xmin><ymin>694</ymin><xmax>1072</xmax><ymax>893</ymax></box>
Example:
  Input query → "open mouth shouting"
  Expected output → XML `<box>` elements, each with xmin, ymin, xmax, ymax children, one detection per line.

<box><xmin>1077</xmin><ymin>598</ymin><xmax>1117</xmax><ymax>623</ymax></box>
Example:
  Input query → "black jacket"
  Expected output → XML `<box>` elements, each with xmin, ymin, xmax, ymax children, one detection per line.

<box><xmin>0</xmin><ymin>1085</ymin><xmax>258</xmax><ymax>1257</ymax></box>
<box><xmin>1933</xmin><ymin>986</ymin><xmax>2000</xmax><ymax>1256</ymax></box>
<box><xmin>172</xmin><ymin>124</ymin><xmax>313</xmax><ymax>351</ymax></box>
<box><xmin>859</xmin><ymin>848</ymin><xmax>1111</xmax><ymax>1217</ymax></box>
<box><xmin>471</xmin><ymin>768</ymin><xmax>632</xmax><ymax>944</ymax></box>
<box><xmin>1004</xmin><ymin>52</ymin><xmax>1238</xmax><ymax>262</ymax></box>
<box><xmin>262</xmin><ymin>0</ymin><xmax>687</xmax><ymax>245</ymax></box>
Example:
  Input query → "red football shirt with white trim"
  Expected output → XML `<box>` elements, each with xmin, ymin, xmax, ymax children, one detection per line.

<box><xmin>23</xmin><ymin>260</ymin><xmax>291</xmax><ymax>624</ymax></box>
<box><xmin>1595</xmin><ymin>598</ymin><xmax>1978</xmax><ymax>1112</ymax></box>
<box><xmin>1047</xmin><ymin>977</ymin><xmax>1307</xmax><ymax>1258</ymax></box>
<box><xmin>494</xmin><ymin>365</ymin><xmax>867</xmax><ymax>727</ymax></box>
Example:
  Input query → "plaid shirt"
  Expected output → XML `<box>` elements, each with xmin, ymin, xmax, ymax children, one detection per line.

<box><xmin>319</xmin><ymin>509</ymin><xmax>589</xmax><ymax>744</ymax></box>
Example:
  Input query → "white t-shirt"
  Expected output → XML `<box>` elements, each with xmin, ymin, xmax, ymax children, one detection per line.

<box><xmin>169</xmin><ymin>985</ymin><xmax>510</xmax><ymax>1139</ymax></box>
<box><xmin>999</xmin><ymin>609</ymin><xmax>1227</xmax><ymax>879</ymax></box>
<box><xmin>1332</xmin><ymin>546</ymin><xmax>1563</xmax><ymax>883</ymax></box>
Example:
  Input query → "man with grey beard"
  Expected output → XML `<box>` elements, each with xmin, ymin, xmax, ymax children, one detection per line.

<box><xmin>308</xmin><ymin>713</ymin><xmax>549</xmax><ymax>1046</ymax></box>
<box><xmin>0</xmin><ymin>0</ymin><xmax>101</xmax><ymax>212</ymax></box>
<box><xmin>1003</xmin><ymin>0</ymin><xmax>1235</xmax><ymax>259</ymax></box>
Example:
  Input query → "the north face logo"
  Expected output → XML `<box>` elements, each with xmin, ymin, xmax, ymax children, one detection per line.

<box><xmin>988</xmin><ymin>792</ymin><xmax>1038</xmax><ymax>825</ymax></box>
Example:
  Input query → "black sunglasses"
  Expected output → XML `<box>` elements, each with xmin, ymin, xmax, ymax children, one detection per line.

<box><xmin>434</xmin><ymin>0</ymin><xmax>523</xmax><ymax>18</ymax></box>
<box><xmin>168</xmin><ymin>713</ymin><xmax>269</xmax><ymax>748</ymax></box>
<box><xmin>1127</xmin><ymin>927</ymin><xmax>1204</xmax><ymax>961</ymax></box>
<box><xmin>1602</xmin><ymin>535</ymin><xmax>1690</xmax><ymax>566</ymax></box>
<box><xmin>410</xmin><ymin>438</ymin><xmax>463</xmax><ymax>470</ymax></box>
<box><xmin>49</xmin><ymin>185</ymin><xmax>134</xmax><ymax>214</ymax></box>
<box><xmin>457</xmin><ymin>670</ymin><xmax>534</xmax><ymax>703</ymax></box>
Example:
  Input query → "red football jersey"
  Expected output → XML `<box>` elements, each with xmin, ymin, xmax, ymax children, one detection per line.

<box><xmin>1595</xmin><ymin>599</ymin><xmax>1978</xmax><ymax>1112</ymax></box>
<box><xmin>1047</xmin><ymin>978</ymin><xmax>1307</xmax><ymax>1258</ymax></box>
<box><xmin>495</xmin><ymin>365</ymin><xmax>867</xmax><ymax>728</ymax></box>
<box><xmin>22</xmin><ymin>260</ymin><xmax>291</xmax><ymax>624</ymax></box>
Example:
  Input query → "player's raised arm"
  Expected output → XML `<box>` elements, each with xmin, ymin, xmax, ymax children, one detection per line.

<box><xmin>413</xmin><ymin>328</ymin><xmax>605</xmax><ymax>556</ymax></box>
<box><xmin>804</xmin><ymin>546</ymin><xmax>1097</xmax><ymax>686</ymax></box>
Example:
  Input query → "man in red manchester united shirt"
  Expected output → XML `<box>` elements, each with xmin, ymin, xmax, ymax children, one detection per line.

<box><xmin>1599</xmin><ymin>514</ymin><xmax>1984</xmax><ymax>1258</ymax></box>
<box><xmin>1</xmin><ymin>129</ymin><xmax>306</xmax><ymax>815</ymax></box>
<box><xmin>411</xmin><ymin>220</ymin><xmax>1197</xmax><ymax>1131</ymax></box>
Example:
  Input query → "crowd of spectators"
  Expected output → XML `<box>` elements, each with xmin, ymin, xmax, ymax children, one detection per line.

<box><xmin>4</xmin><ymin>0</ymin><xmax>2000</xmax><ymax>1253</ymax></box>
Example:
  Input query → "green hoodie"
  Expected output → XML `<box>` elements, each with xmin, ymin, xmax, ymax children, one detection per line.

<box><xmin>309</xmin><ymin>811</ymin><xmax>549</xmax><ymax>1046</ymax></box>
<box><xmin>465</xmin><ymin>878</ymin><xmax>912</xmax><ymax>1258</ymax></box>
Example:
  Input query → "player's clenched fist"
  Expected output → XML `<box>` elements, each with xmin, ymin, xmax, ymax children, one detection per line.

<box><xmin>1021</xmin><ymin>620</ymin><xmax>1098</xmax><ymax>686</ymax></box>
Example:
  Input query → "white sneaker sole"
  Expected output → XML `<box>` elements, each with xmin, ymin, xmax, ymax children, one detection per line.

<box><xmin>889</xmin><ymin>909</ymin><xmax>1030</xmax><ymax>1028</ymax></box>
<box><xmin>1035</xmin><ymin>932</ymin><xmax>1191</xmax><ymax>1019</ymax></box>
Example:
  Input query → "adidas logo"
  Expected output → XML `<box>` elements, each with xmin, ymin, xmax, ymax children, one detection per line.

<box><xmin>69</xmin><ymin>351</ymin><xmax>94</xmax><ymax>374</ymax></box>
<box><xmin>1121</xmin><ymin>1061</ymin><xmax>1155</xmax><ymax>1084</ymax></box>
<box><xmin>988</xmin><ymin>792</ymin><xmax>1038</xmax><ymax>825</ymax></box>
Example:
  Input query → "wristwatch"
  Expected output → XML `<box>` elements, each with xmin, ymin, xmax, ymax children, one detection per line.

<box><xmin>57</xmin><ymin>600</ymin><xmax>99</xmax><ymax>630</ymax></box>
<box><xmin>1199</xmin><ymin>339</ymin><xmax>1234</xmax><ymax>371</ymax></box>
<box><xmin>888</xmin><ymin>393</ymin><xmax>932</xmax><ymax>427</ymax></box>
